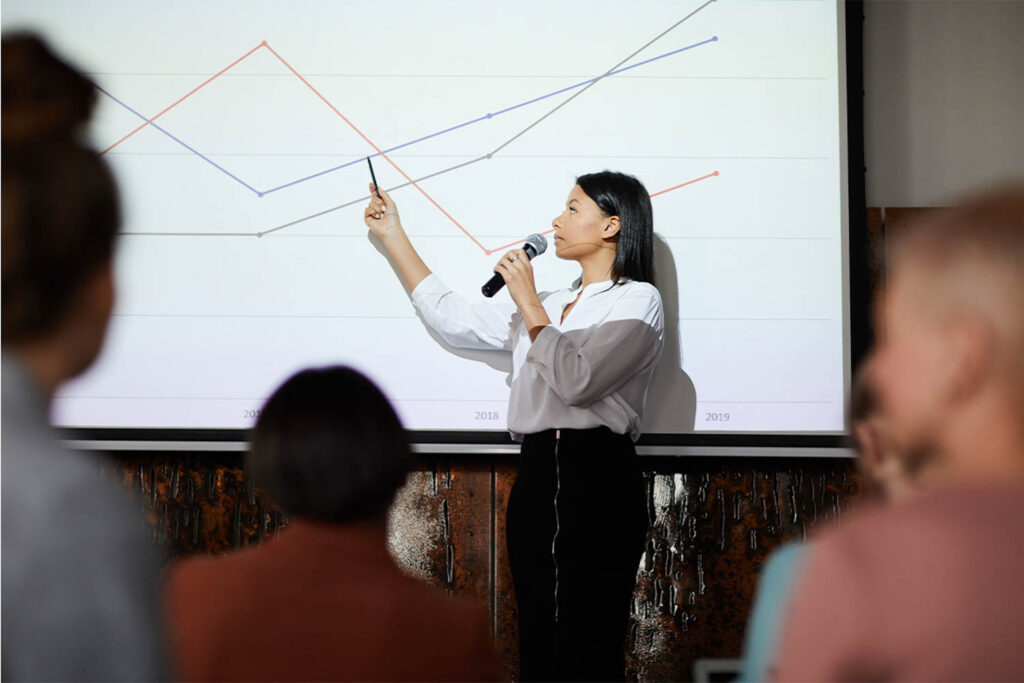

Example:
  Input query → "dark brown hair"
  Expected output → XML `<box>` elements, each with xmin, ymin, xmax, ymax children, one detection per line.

<box><xmin>2</xmin><ymin>34</ymin><xmax>120</xmax><ymax>343</ymax></box>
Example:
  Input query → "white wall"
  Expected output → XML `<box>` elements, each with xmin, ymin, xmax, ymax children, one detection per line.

<box><xmin>863</xmin><ymin>0</ymin><xmax>1024</xmax><ymax>206</ymax></box>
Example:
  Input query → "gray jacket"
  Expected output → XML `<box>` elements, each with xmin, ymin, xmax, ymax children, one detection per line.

<box><xmin>1</xmin><ymin>354</ymin><xmax>166</xmax><ymax>682</ymax></box>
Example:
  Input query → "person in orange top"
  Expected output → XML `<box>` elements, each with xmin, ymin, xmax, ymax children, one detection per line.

<box><xmin>164</xmin><ymin>366</ymin><xmax>504</xmax><ymax>682</ymax></box>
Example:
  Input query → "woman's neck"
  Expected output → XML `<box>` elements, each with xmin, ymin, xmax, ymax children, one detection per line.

<box><xmin>577</xmin><ymin>249</ymin><xmax>616</xmax><ymax>289</ymax></box>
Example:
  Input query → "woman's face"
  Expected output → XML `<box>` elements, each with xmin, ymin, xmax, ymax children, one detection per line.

<box><xmin>550</xmin><ymin>185</ymin><xmax>617</xmax><ymax>261</ymax></box>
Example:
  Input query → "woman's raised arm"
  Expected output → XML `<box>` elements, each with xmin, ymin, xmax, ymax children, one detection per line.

<box><xmin>364</xmin><ymin>183</ymin><xmax>431</xmax><ymax>292</ymax></box>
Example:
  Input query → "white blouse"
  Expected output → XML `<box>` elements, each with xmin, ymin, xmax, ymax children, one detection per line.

<box><xmin>411</xmin><ymin>273</ymin><xmax>664</xmax><ymax>441</ymax></box>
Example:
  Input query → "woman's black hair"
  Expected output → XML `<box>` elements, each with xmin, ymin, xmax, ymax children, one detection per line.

<box><xmin>576</xmin><ymin>170</ymin><xmax>655</xmax><ymax>286</ymax></box>
<box><xmin>247</xmin><ymin>366</ymin><xmax>413</xmax><ymax>523</ymax></box>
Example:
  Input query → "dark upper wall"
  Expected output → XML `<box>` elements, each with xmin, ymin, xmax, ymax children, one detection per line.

<box><xmin>864</xmin><ymin>0</ymin><xmax>1024</xmax><ymax>206</ymax></box>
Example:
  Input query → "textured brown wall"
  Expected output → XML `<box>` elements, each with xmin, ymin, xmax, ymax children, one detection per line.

<box><xmin>108</xmin><ymin>452</ymin><xmax>858</xmax><ymax>682</ymax></box>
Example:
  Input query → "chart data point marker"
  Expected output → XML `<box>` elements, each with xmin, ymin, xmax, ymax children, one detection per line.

<box><xmin>713</xmin><ymin>170</ymin><xmax>720</xmax><ymax>176</ymax></box>
<box><xmin>712</xmin><ymin>35</ymin><xmax>719</xmax><ymax>41</ymax></box>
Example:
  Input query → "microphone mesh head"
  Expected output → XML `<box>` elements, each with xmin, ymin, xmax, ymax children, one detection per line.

<box><xmin>525</xmin><ymin>233</ymin><xmax>548</xmax><ymax>257</ymax></box>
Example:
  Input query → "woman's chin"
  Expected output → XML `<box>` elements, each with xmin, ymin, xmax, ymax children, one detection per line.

<box><xmin>554</xmin><ymin>242</ymin><xmax>583</xmax><ymax>261</ymax></box>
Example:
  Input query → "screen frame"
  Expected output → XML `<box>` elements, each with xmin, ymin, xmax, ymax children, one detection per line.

<box><xmin>59</xmin><ymin>0</ymin><xmax>868</xmax><ymax>457</ymax></box>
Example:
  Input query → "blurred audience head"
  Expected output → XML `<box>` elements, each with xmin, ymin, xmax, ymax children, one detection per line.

<box><xmin>2</xmin><ymin>33</ymin><xmax>120</xmax><ymax>391</ymax></box>
<box><xmin>2</xmin><ymin>33</ymin><xmax>97</xmax><ymax>145</ymax></box>
<box><xmin>248</xmin><ymin>367</ymin><xmax>413</xmax><ymax>524</ymax></box>
<box><xmin>868</xmin><ymin>185</ymin><xmax>1024</xmax><ymax>482</ymax></box>
<box><xmin>848</xmin><ymin>367</ymin><xmax>916</xmax><ymax>503</ymax></box>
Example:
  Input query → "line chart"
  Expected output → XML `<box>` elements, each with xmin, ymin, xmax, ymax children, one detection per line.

<box><xmin>95</xmin><ymin>1</ymin><xmax>718</xmax><ymax>254</ymax></box>
<box><xmin>99</xmin><ymin>36</ymin><xmax>719</xmax><ymax>191</ymax></box>
<box><xmin>5</xmin><ymin>0</ymin><xmax>851</xmax><ymax>434</ymax></box>
<box><xmin>97</xmin><ymin>35</ymin><xmax>720</xmax><ymax>251</ymax></box>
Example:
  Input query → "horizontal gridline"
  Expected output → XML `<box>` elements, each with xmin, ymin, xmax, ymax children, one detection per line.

<box><xmin>109</xmin><ymin>313</ymin><xmax>834</xmax><ymax>322</ymax></box>
<box><xmin>56</xmin><ymin>396</ymin><xmax>834</xmax><ymax>404</ymax></box>
<box><xmin>104</xmin><ymin>153</ymin><xmax>830</xmax><ymax>160</ymax></box>
<box><xmin>89</xmin><ymin>72</ymin><xmax>828</xmax><ymax>81</ymax></box>
<box><xmin>118</xmin><ymin>233</ymin><xmax>832</xmax><ymax>240</ymax></box>
<box><xmin>56</xmin><ymin>396</ymin><xmax>508</xmax><ymax>402</ymax></box>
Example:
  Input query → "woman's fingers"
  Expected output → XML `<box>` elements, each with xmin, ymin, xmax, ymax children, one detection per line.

<box><xmin>365</xmin><ymin>184</ymin><xmax>392</xmax><ymax>223</ymax></box>
<box><xmin>494</xmin><ymin>249</ymin><xmax>526</xmax><ymax>269</ymax></box>
<box><xmin>366</xmin><ymin>184</ymin><xmax>385</xmax><ymax>217</ymax></box>
<box><xmin>493</xmin><ymin>250</ymin><xmax>531</xmax><ymax>284</ymax></box>
<box><xmin>375</xmin><ymin>184</ymin><xmax>396</xmax><ymax>209</ymax></box>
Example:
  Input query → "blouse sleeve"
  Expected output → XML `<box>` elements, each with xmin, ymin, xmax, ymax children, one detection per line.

<box><xmin>525</xmin><ymin>285</ymin><xmax>664</xmax><ymax>407</ymax></box>
<box><xmin>410</xmin><ymin>273</ymin><xmax>517</xmax><ymax>352</ymax></box>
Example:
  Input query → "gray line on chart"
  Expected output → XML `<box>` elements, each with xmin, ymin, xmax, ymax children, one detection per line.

<box><xmin>698</xmin><ymin>400</ymin><xmax>834</xmax><ymax>404</ymax></box>
<box><xmin>257</xmin><ymin>155</ymin><xmax>490</xmax><ymax>237</ymax></box>
<box><xmin>486</xmin><ymin>0</ymin><xmax>717</xmax><ymax>158</ymax></box>
<box><xmin>119</xmin><ymin>232</ymin><xmax>255</xmax><ymax>236</ymax></box>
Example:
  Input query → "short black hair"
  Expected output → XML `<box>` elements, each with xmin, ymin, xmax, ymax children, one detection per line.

<box><xmin>576</xmin><ymin>170</ymin><xmax>655</xmax><ymax>286</ymax></box>
<box><xmin>247</xmin><ymin>366</ymin><xmax>413</xmax><ymax>522</ymax></box>
<box><xmin>2</xmin><ymin>33</ymin><xmax>120</xmax><ymax>343</ymax></box>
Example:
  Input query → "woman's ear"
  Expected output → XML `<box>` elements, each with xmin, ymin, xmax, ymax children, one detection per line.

<box><xmin>603</xmin><ymin>215</ymin><xmax>621</xmax><ymax>240</ymax></box>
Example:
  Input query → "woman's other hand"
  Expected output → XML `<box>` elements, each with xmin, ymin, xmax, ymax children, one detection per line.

<box><xmin>494</xmin><ymin>249</ymin><xmax>551</xmax><ymax>339</ymax></box>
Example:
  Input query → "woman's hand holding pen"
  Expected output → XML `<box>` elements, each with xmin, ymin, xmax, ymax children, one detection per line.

<box><xmin>363</xmin><ymin>183</ymin><xmax>431</xmax><ymax>291</ymax></box>
<box><xmin>494</xmin><ymin>249</ymin><xmax>551</xmax><ymax>340</ymax></box>
<box><xmin>364</xmin><ymin>183</ymin><xmax>402</xmax><ymax>240</ymax></box>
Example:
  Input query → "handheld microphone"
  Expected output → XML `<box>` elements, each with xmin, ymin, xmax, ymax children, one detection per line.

<box><xmin>481</xmin><ymin>233</ymin><xmax>548</xmax><ymax>297</ymax></box>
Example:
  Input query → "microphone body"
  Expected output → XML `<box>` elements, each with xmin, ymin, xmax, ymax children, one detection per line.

<box><xmin>482</xmin><ymin>234</ymin><xmax>548</xmax><ymax>297</ymax></box>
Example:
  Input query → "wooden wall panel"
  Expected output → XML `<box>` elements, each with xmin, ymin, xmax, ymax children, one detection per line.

<box><xmin>108</xmin><ymin>452</ymin><xmax>859</xmax><ymax>682</ymax></box>
<box><xmin>493</xmin><ymin>458</ymin><xmax>521</xmax><ymax>682</ymax></box>
<box><xmin>387</xmin><ymin>459</ymin><xmax>493</xmax><ymax>608</ymax></box>
<box><xmin>108</xmin><ymin>452</ymin><xmax>286</xmax><ymax>560</ymax></box>
<box><xmin>628</xmin><ymin>460</ymin><xmax>858</xmax><ymax>682</ymax></box>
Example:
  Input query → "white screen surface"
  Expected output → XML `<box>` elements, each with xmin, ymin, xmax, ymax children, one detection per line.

<box><xmin>4</xmin><ymin>0</ymin><xmax>849</xmax><ymax>436</ymax></box>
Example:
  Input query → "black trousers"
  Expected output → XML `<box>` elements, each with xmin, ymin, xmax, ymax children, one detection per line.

<box><xmin>506</xmin><ymin>427</ymin><xmax>647</xmax><ymax>682</ymax></box>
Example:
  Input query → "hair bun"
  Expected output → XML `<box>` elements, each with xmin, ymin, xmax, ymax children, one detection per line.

<box><xmin>2</xmin><ymin>33</ymin><xmax>97</xmax><ymax>146</ymax></box>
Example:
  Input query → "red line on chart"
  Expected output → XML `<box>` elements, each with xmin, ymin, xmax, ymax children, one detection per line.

<box><xmin>650</xmin><ymin>170</ymin><xmax>719</xmax><ymax>197</ymax></box>
<box><xmin>483</xmin><ymin>170</ymin><xmax>720</xmax><ymax>254</ymax></box>
<box><xmin>101</xmin><ymin>42</ymin><xmax>266</xmax><ymax>155</ymax></box>
<box><xmin>101</xmin><ymin>40</ymin><xmax>486</xmax><ymax>253</ymax></box>
<box><xmin>260</xmin><ymin>44</ymin><xmax>489</xmax><ymax>254</ymax></box>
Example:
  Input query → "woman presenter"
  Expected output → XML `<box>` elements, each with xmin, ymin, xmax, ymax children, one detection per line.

<box><xmin>364</xmin><ymin>171</ymin><xmax>663</xmax><ymax>682</ymax></box>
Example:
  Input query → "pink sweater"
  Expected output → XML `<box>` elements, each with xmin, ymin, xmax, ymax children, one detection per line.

<box><xmin>774</xmin><ymin>482</ymin><xmax>1024</xmax><ymax>681</ymax></box>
